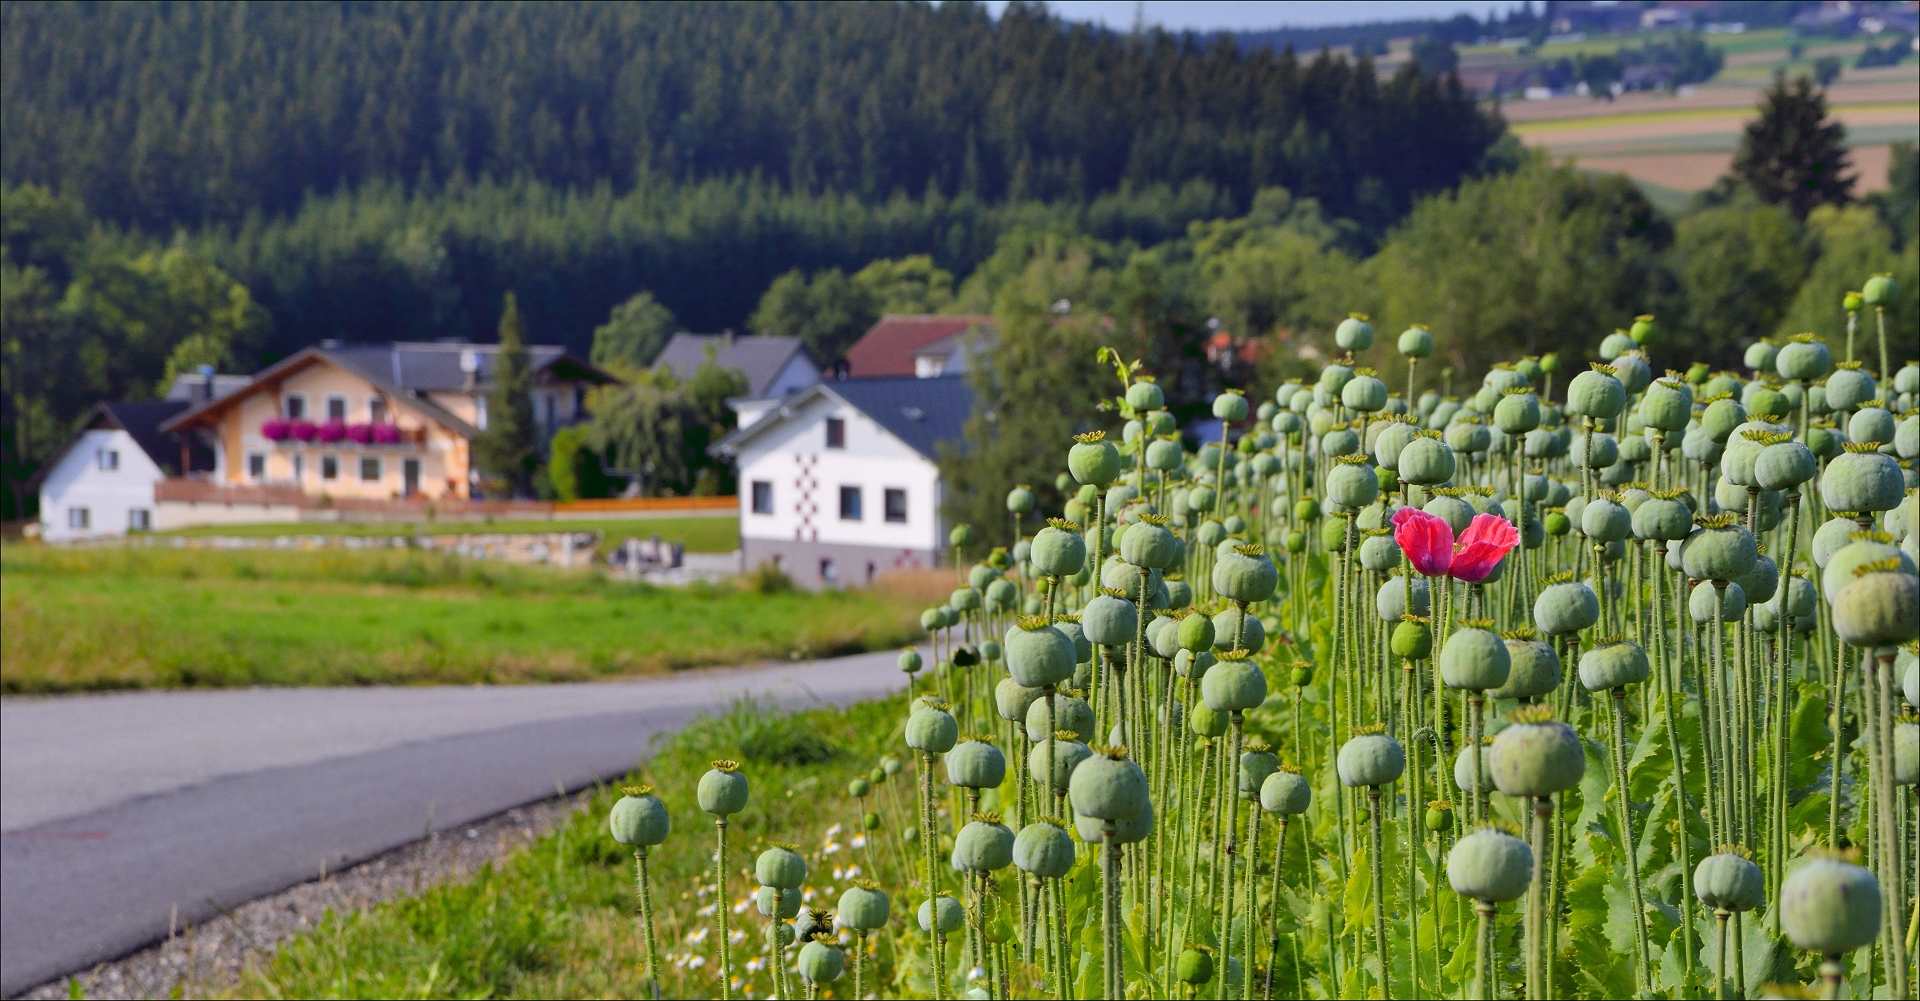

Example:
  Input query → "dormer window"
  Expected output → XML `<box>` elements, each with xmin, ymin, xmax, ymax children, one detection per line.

<box><xmin>284</xmin><ymin>395</ymin><xmax>306</xmax><ymax>420</ymax></box>
<box><xmin>826</xmin><ymin>417</ymin><xmax>846</xmax><ymax>449</ymax></box>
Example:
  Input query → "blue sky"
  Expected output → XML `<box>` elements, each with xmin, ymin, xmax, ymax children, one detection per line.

<box><xmin>983</xmin><ymin>1</ymin><xmax>1520</xmax><ymax>32</ymax></box>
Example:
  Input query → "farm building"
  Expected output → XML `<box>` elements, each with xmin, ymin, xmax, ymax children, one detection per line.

<box><xmin>34</xmin><ymin>400</ymin><xmax>212</xmax><ymax>542</ymax></box>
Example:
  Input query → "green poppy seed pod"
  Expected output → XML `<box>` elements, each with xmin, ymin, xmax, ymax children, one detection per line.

<box><xmin>1827</xmin><ymin>367</ymin><xmax>1877</xmax><ymax>410</ymax></box>
<box><xmin>1030</xmin><ymin>526</ymin><xmax>1087</xmax><ymax>578</ymax></box>
<box><xmin>1424</xmin><ymin>494</ymin><xmax>1475</xmax><ymax>534</ymax></box>
<box><xmin>1599</xmin><ymin>332</ymin><xmax>1634</xmax><ymax>360</ymax></box>
<box><xmin>1745</xmin><ymin>342</ymin><xmax>1779</xmax><ymax>372</ymax></box>
<box><xmin>1322</xmin><ymin>426</ymin><xmax>1362</xmax><ymax>459</ymax></box>
<box><xmin>944</xmin><ymin>740</ymin><xmax>1006</xmax><ymax>790</ymax></box>
<box><xmin>918</xmin><ymin>895</ymin><xmax>964</xmax><ymax>935</ymax></box>
<box><xmin>1898</xmin><ymin>414</ymin><xmax>1918</xmax><ymax>459</ymax></box>
<box><xmin>1214</xmin><ymin>547</ymin><xmax>1279</xmax><ymax>605</ymax></box>
<box><xmin>1201</xmin><ymin>657</ymin><xmax>1268</xmax><ymax>711</ymax></box>
<box><xmin>1326</xmin><ymin>461</ymin><xmax>1378</xmax><ymax>508</ymax></box>
<box><xmin>1005</xmin><ymin>484</ymin><xmax>1037</xmax><ymax>514</ymax></box>
<box><xmin>1754</xmin><ymin>440</ymin><xmax>1818</xmax><ymax>492</ymax></box>
<box><xmin>1013</xmin><ymin>822</ymin><xmax>1075</xmax><ymax>878</ymax></box>
<box><xmin>1120</xmin><ymin>519</ymin><xmax>1179</xmax><ymax>570</ymax></box>
<box><xmin>1145</xmin><ymin>437</ymin><xmax>1183</xmax><ymax>472</ymax></box>
<box><xmin>1397</xmin><ymin>436</ymin><xmax>1457</xmax><ymax>486</ymax></box>
<box><xmin>1683</xmin><ymin>427</ymin><xmax>1725</xmax><ymax>466</ymax></box>
<box><xmin>1261</xmin><ymin>769</ymin><xmax>1312</xmax><ymax>815</ymax></box>
<box><xmin>1489</xmin><ymin>714</ymin><xmax>1582</xmax><ymax>799</ymax></box>
<box><xmin>1683</xmin><ymin>522</ymin><xmax>1757</xmax><ymax>582</ymax></box>
<box><xmin>1700</xmin><ymin>397</ymin><xmax>1746</xmax><ymax>442</ymax></box>
<box><xmin>1690</xmin><ymin>580</ymin><xmax>1747</xmax><ymax>623</ymax></box>
<box><xmin>1448</xmin><ymin>827</ymin><xmax>1533</xmax><ymax>903</ymax></box>
<box><xmin>1025</xmin><ymin>693</ymin><xmax>1093</xmax><ymax>743</ymax></box>
<box><xmin>697</xmin><ymin>766</ymin><xmax>750</xmax><ymax>817</ymax></box>
<box><xmin>1081</xmin><ymin>593</ymin><xmax>1139</xmax><ymax>647</ymax></box>
<box><xmin>1906</xmin><ymin>649</ymin><xmax>1920</xmax><ymax>706</ymax></box>
<box><xmin>757</xmin><ymin>885</ymin><xmax>803</xmax><ymax>920</ymax></box>
<box><xmin>1579</xmin><ymin>639</ymin><xmax>1650</xmax><ymax>692</ymax></box>
<box><xmin>1189</xmin><ymin>699</ymin><xmax>1229</xmax><ymax>738</ymax></box>
<box><xmin>1611</xmin><ymin>353</ymin><xmax>1651</xmax><ymax>395</ymax></box>
<box><xmin>1377</xmin><ymin>574</ymin><xmax>1432</xmax><ymax>622</ymax></box>
<box><xmin>1894</xmin><ymin>722</ymin><xmax>1918</xmax><ymax>787</ymax></box>
<box><xmin>1391</xmin><ymin>620</ymin><xmax>1434</xmax><ymax>660</ymax></box>
<box><xmin>1629</xmin><ymin>497</ymin><xmax>1690</xmax><ymax>542</ymax></box>
<box><xmin>1336</xmin><ymin>314</ymin><xmax>1375</xmax><ymax>351</ymax></box>
<box><xmin>756</xmin><ymin>845</ymin><xmax>808</xmax><ymax>889</ymax></box>
<box><xmin>1776</xmin><ymin>339</ymin><xmax>1832</xmax><ymax>382</ymax></box>
<box><xmin>1289</xmin><ymin>661</ymin><xmax>1314</xmax><ymax>686</ymax></box>
<box><xmin>1899</xmin><ymin>363</ymin><xmax>1920</xmax><ymax>395</ymax></box>
<box><xmin>919</xmin><ymin>608</ymin><xmax>944</xmax><ymax>631</ymax></box>
<box><xmin>1746</xmin><ymin>386</ymin><xmax>1790</xmax><ymax>421</ymax></box>
<box><xmin>1257</xmin><ymin>401</ymin><xmax>1277</xmax><ymax>422</ymax></box>
<box><xmin>1821</xmin><ymin>450</ymin><xmax>1904</xmax><ymax>513</ymax></box>
<box><xmin>848</xmin><ymin>777</ymin><xmax>872</xmax><ymax>799</ymax></box>
<box><xmin>1825</xmin><ymin>541</ymin><xmax>1916</xmax><ymax>600</ymax></box>
<box><xmin>1863</xmin><ymin>273</ymin><xmax>1897</xmax><ymax>307</ymax></box>
<box><xmin>1125</xmin><ymin>380</ymin><xmax>1165</xmax><ymax>411</ymax></box>
<box><xmin>1445</xmin><ymin>420</ymin><xmax>1490</xmax><ymax>454</ymax></box>
<box><xmin>1832</xmin><ymin>573</ymin><xmax>1920</xmax><ymax>648</ymax></box>
<box><xmin>1150</xmin><ymin>615</ymin><xmax>1183</xmax><ymax>660</ymax></box>
<box><xmin>1452</xmin><ymin>746</ymin><xmax>1491</xmax><ymax>794</ymax></box>
<box><xmin>1399</xmin><ymin>325</ymin><xmax>1434</xmax><ymax>358</ymax></box>
<box><xmin>1029</xmin><ymin>737</ymin><xmax>1092</xmax><ymax>794</ymax></box>
<box><xmin>798</xmin><ymin>940</ymin><xmax>845</xmax><ymax>984</ymax></box>
<box><xmin>1544</xmin><ymin>511</ymin><xmax>1571</xmax><ymax>536</ymax></box>
<box><xmin>1372</xmin><ymin>422</ymin><xmax>1418</xmax><ymax>469</ymax></box>
<box><xmin>1694</xmin><ymin>852</ymin><xmax>1765</xmax><ymax>913</ymax></box>
<box><xmin>1176</xmin><ymin>947</ymin><xmax>1216</xmax><ymax>986</ymax></box>
<box><xmin>985</xmin><ymin>579</ymin><xmax>1018</xmax><ymax>613</ymax></box>
<box><xmin>1813</xmin><ymin>516</ymin><xmax>1866</xmax><ymax>569</ymax></box>
<box><xmin>609</xmin><ymin>790</ymin><xmax>671</xmax><ymax>847</ymax></box>
<box><xmin>1272</xmin><ymin>409</ymin><xmax>1303</xmax><ymax>436</ymax></box>
<box><xmin>1210</xmin><ymin>605</ymin><xmax>1267</xmax><ymax>653</ymax></box>
<box><xmin>1580</xmin><ymin>497</ymin><xmax>1631</xmax><ymax>542</ymax></box>
<box><xmin>1566</xmin><ymin>369</ymin><xmax>1626</xmax><ymax>419</ymax></box>
<box><xmin>995</xmin><ymin>677</ymin><xmax>1042</xmax><ymax>724</ymax></box>
<box><xmin>952</xmin><ymin>819</ymin><xmax>1014</xmax><ymax>872</ymax></box>
<box><xmin>1424</xmin><ymin>803</ymin><xmax>1453</xmax><ymax>831</ymax></box>
<box><xmin>1781</xmin><ymin>856</ymin><xmax>1881</xmax><ymax>954</ymax></box>
<box><xmin>1212</xmin><ymin>392</ymin><xmax>1250</xmax><ymax>422</ymax></box>
<box><xmin>1004</xmin><ymin>621</ymin><xmax>1075</xmax><ymax>689</ymax></box>
<box><xmin>1765</xmin><ymin>576</ymin><xmax>1818</xmax><ymax>619</ymax></box>
<box><xmin>950</xmin><ymin>586</ymin><xmax>982</xmax><ymax>612</ymax></box>
<box><xmin>1238</xmin><ymin>748</ymin><xmax>1280</xmax><ymax>798</ymax></box>
<box><xmin>1629</xmin><ymin>314</ymin><xmax>1657</xmax><ymax>344</ymax></box>
<box><xmin>1735</xmin><ymin>553</ymin><xmax>1778</xmax><ymax>606</ymax></box>
<box><xmin>1472</xmin><ymin>386</ymin><xmax>1501</xmax><ymax>414</ymax></box>
<box><xmin>1617</xmin><ymin>435</ymin><xmax>1651</xmax><ymax>464</ymax></box>
<box><xmin>1176</xmin><ymin>611</ymin><xmax>1216</xmax><ymax>652</ymax></box>
<box><xmin>1569</xmin><ymin>431</ymin><xmax>1618</xmax><ymax>470</ymax></box>
<box><xmin>1492</xmin><ymin>640</ymin><xmax>1562</xmax><ymax>700</ymax></box>
<box><xmin>1174</xmin><ymin>648</ymin><xmax>1215</xmax><ymax>681</ymax></box>
<box><xmin>1341</xmin><ymin>375</ymin><xmax>1389</xmax><ymax>413</ymax></box>
<box><xmin>906</xmin><ymin>706</ymin><xmax>959</xmax><ymax>754</ymax></box>
<box><xmin>1076</xmin><ymin>800</ymin><xmax>1154</xmax><ymax>845</ymax></box>
<box><xmin>1069</xmin><ymin>437</ymin><xmax>1123</xmax><ymax>486</ymax></box>
<box><xmin>1338</xmin><ymin>732</ymin><xmax>1407</xmax><ymax>787</ymax></box>
<box><xmin>1494</xmin><ymin>392</ymin><xmax>1541</xmax><ymax>434</ymax></box>
<box><xmin>1069</xmin><ymin>749</ymin><xmax>1149</xmax><ymax>820</ymax></box>
<box><xmin>1440</xmin><ymin>627</ymin><xmax>1511</xmax><ymax>691</ymax></box>
<box><xmin>1850</xmin><ymin>407</ymin><xmax>1896</xmax><ymax>447</ymax></box>
<box><xmin>1638</xmin><ymin>379</ymin><xmax>1692</xmax><ymax>433</ymax></box>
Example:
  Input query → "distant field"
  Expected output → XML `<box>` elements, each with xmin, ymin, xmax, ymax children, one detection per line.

<box><xmin>0</xmin><ymin>545</ymin><xmax>937</xmax><ymax>692</ymax></box>
<box><xmin>157</xmin><ymin>515</ymin><xmax>740</xmax><ymax>557</ymax></box>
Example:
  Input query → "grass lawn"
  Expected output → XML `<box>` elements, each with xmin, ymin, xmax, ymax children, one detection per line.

<box><xmin>156</xmin><ymin>515</ymin><xmax>741</xmax><ymax>556</ymax></box>
<box><xmin>0</xmin><ymin>545</ymin><xmax>935</xmax><ymax>692</ymax></box>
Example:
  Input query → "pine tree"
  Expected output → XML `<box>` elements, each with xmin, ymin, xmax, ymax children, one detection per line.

<box><xmin>474</xmin><ymin>293</ymin><xmax>537</xmax><ymax>497</ymax></box>
<box><xmin>1732</xmin><ymin>72</ymin><xmax>1854</xmax><ymax>220</ymax></box>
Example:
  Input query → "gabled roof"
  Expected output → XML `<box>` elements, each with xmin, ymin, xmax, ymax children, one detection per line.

<box><xmin>710</xmin><ymin>376</ymin><xmax>973</xmax><ymax>462</ymax></box>
<box><xmin>654</xmin><ymin>334</ymin><xmax>816</xmax><ymax>398</ymax></box>
<box><xmin>844</xmin><ymin>315</ymin><xmax>996</xmax><ymax>377</ymax></box>
<box><xmin>30</xmin><ymin>399</ymin><xmax>208</xmax><ymax>489</ymax></box>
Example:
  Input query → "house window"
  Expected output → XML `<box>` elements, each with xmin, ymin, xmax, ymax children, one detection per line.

<box><xmin>68</xmin><ymin>507</ymin><xmax>90</xmax><ymax>530</ymax></box>
<box><xmin>360</xmin><ymin>456</ymin><xmax>382</xmax><ymax>482</ymax></box>
<box><xmin>369</xmin><ymin>398</ymin><xmax>388</xmax><ymax>423</ymax></box>
<box><xmin>247</xmin><ymin>453</ymin><xmax>266</xmax><ymax>480</ymax></box>
<box><xmin>128</xmin><ymin>508</ymin><xmax>151</xmax><ymax>531</ymax></box>
<box><xmin>884</xmin><ymin>488</ymin><xmax>907</xmax><ymax>523</ymax></box>
<box><xmin>820</xmin><ymin>558</ymin><xmax>838</xmax><ymax>584</ymax></box>
<box><xmin>751</xmin><ymin>480</ymin><xmax>774</xmax><ymax>514</ymax></box>
<box><xmin>321</xmin><ymin>455</ymin><xmax>339</xmax><ymax>481</ymax></box>
<box><xmin>291</xmin><ymin>454</ymin><xmax>304</xmax><ymax>483</ymax></box>
<box><xmin>839</xmin><ymin>486</ymin><xmax>862</xmax><ymax>521</ymax></box>
<box><xmin>97</xmin><ymin>449</ymin><xmax>120</xmax><ymax>471</ymax></box>
<box><xmin>825</xmin><ymin>417</ymin><xmax>846</xmax><ymax>449</ymax></box>
<box><xmin>326</xmin><ymin>396</ymin><xmax>347</xmax><ymax>421</ymax></box>
<box><xmin>542</xmin><ymin>393</ymin><xmax>556</xmax><ymax>428</ymax></box>
<box><xmin>284</xmin><ymin>395</ymin><xmax>306</xmax><ymax>420</ymax></box>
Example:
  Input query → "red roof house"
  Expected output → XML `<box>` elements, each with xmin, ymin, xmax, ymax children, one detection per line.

<box><xmin>843</xmin><ymin>315</ymin><xmax>997</xmax><ymax>378</ymax></box>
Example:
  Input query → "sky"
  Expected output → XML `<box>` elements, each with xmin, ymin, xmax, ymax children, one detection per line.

<box><xmin>983</xmin><ymin>1</ymin><xmax>1519</xmax><ymax>32</ymax></box>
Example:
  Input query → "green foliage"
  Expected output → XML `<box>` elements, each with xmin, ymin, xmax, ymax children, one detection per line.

<box><xmin>545</xmin><ymin>426</ymin><xmax>608</xmax><ymax>502</ymax></box>
<box><xmin>590</xmin><ymin>291</ymin><xmax>678</xmax><ymax>375</ymax></box>
<box><xmin>748</xmin><ymin>267</ymin><xmax>876</xmax><ymax>362</ymax></box>
<box><xmin>675</xmin><ymin>696</ymin><xmax>838</xmax><ymax>767</ymax></box>
<box><xmin>1732</xmin><ymin>73</ymin><xmax>1855</xmax><ymax>220</ymax></box>
<box><xmin>1673</xmin><ymin>197</ymin><xmax>1808</xmax><ymax>362</ymax></box>
<box><xmin>474</xmin><ymin>293</ymin><xmax>538</xmax><ymax>496</ymax></box>
<box><xmin>1774</xmin><ymin>204</ymin><xmax>1918</xmax><ymax>348</ymax></box>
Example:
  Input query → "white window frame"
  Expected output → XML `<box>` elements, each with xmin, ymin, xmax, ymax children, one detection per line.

<box><xmin>68</xmin><ymin>507</ymin><xmax>90</xmax><ymax>530</ymax></box>
<box><xmin>129</xmin><ymin>508</ymin><xmax>151</xmax><ymax>531</ymax></box>
<box><xmin>884</xmin><ymin>487</ymin><xmax>908</xmax><ymax>523</ymax></box>
<box><xmin>320</xmin><ymin>454</ymin><xmax>339</xmax><ymax>481</ymax></box>
<box><xmin>324</xmin><ymin>395</ymin><xmax>348</xmax><ymax>422</ymax></box>
<box><xmin>368</xmin><ymin>396</ymin><xmax>388</xmax><ymax>423</ymax></box>
<box><xmin>284</xmin><ymin>394</ymin><xmax>307</xmax><ymax>420</ymax></box>
<box><xmin>839</xmin><ymin>485</ymin><xmax>862</xmax><ymax>521</ymax></box>
<box><xmin>97</xmin><ymin>449</ymin><xmax>120</xmax><ymax>471</ymax></box>
<box><xmin>246</xmin><ymin>452</ymin><xmax>266</xmax><ymax>480</ymax></box>
<box><xmin>359</xmin><ymin>455</ymin><xmax>382</xmax><ymax>483</ymax></box>
<box><xmin>825</xmin><ymin>417</ymin><xmax>846</xmax><ymax>449</ymax></box>
<box><xmin>751</xmin><ymin>480</ymin><xmax>774</xmax><ymax>515</ymax></box>
<box><xmin>291</xmin><ymin>454</ymin><xmax>305</xmax><ymax>483</ymax></box>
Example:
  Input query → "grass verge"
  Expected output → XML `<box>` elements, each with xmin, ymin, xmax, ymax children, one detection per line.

<box><xmin>0</xmin><ymin>545</ymin><xmax>928</xmax><ymax>692</ymax></box>
<box><xmin>155</xmin><ymin>515</ymin><xmax>741</xmax><ymax>555</ymax></box>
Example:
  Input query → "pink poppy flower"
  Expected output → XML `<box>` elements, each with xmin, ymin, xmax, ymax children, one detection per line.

<box><xmin>1391</xmin><ymin>506</ymin><xmax>1455</xmax><ymax>578</ymax></box>
<box><xmin>1450</xmin><ymin>514</ymin><xmax>1519</xmax><ymax>583</ymax></box>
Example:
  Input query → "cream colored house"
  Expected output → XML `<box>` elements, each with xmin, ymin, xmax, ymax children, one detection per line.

<box><xmin>163</xmin><ymin>342</ymin><xmax>616</xmax><ymax>501</ymax></box>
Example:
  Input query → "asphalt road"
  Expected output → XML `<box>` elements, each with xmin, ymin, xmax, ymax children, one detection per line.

<box><xmin>0</xmin><ymin>651</ymin><xmax>909</xmax><ymax>996</ymax></box>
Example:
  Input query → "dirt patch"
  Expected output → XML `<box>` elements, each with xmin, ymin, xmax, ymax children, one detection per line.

<box><xmin>16</xmin><ymin>793</ymin><xmax>585</xmax><ymax>1000</ymax></box>
<box><xmin>1498</xmin><ymin>79</ymin><xmax>1919</xmax><ymax>123</ymax></box>
<box><xmin>1568</xmin><ymin>144</ymin><xmax>1894</xmax><ymax>194</ymax></box>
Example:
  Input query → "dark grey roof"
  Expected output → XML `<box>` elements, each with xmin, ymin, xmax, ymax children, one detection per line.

<box><xmin>655</xmin><ymin>334</ymin><xmax>813</xmax><ymax>398</ymax></box>
<box><xmin>97</xmin><ymin>400</ymin><xmax>193</xmax><ymax>470</ymax></box>
<box><xmin>164</xmin><ymin>373</ymin><xmax>251</xmax><ymax>404</ymax></box>
<box><xmin>324</xmin><ymin>342</ymin><xmax>609</xmax><ymax>394</ymax></box>
<box><xmin>712</xmin><ymin>375</ymin><xmax>972</xmax><ymax>462</ymax></box>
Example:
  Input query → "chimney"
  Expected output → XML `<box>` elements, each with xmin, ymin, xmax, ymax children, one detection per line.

<box><xmin>460</xmin><ymin>349</ymin><xmax>479</xmax><ymax>392</ymax></box>
<box><xmin>197</xmin><ymin>364</ymin><xmax>216</xmax><ymax>404</ymax></box>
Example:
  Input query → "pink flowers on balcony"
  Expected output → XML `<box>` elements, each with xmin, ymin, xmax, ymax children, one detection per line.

<box><xmin>1390</xmin><ymin>506</ymin><xmax>1519</xmax><ymax>583</ymax></box>
<box><xmin>289</xmin><ymin>419</ymin><xmax>318</xmax><ymax>442</ymax></box>
<box><xmin>316</xmin><ymin>419</ymin><xmax>348</xmax><ymax>443</ymax></box>
<box><xmin>261</xmin><ymin>418</ymin><xmax>292</xmax><ymax>441</ymax></box>
<box><xmin>346</xmin><ymin>423</ymin><xmax>374</xmax><ymax>444</ymax></box>
<box><xmin>371</xmin><ymin>423</ymin><xmax>402</xmax><ymax>445</ymax></box>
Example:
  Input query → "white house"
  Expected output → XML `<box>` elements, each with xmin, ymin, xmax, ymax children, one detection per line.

<box><xmin>35</xmin><ymin>400</ymin><xmax>210</xmax><ymax>542</ymax></box>
<box><xmin>711</xmin><ymin>375</ymin><xmax>972</xmax><ymax>588</ymax></box>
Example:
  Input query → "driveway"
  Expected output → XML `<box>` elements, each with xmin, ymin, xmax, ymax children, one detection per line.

<box><xmin>0</xmin><ymin>650</ymin><xmax>910</xmax><ymax>996</ymax></box>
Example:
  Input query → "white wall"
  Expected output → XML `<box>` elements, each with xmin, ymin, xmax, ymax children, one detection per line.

<box><xmin>765</xmin><ymin>354</ymin><xmax>821</xmax><ymax>399</ymax></box>
<box><xmin>38</xmin><ymin>430</ymin><xmax>164</xmax><ymax>542</ymax></box>
<box><xmin>733</xmin><ymin>391</ymin><xmax>943</xmax><ymax>553</ymax></box>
